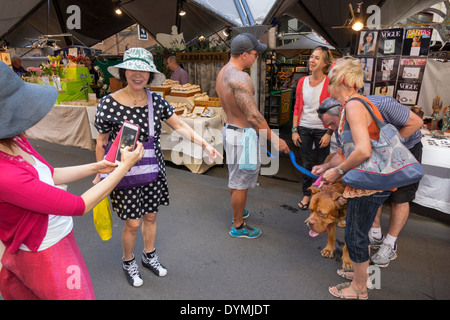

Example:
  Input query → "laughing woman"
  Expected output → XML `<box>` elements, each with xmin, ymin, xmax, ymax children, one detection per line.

<box><xmin>93</xmin><ymin>48</ymin><xmax>221</xmax><ymax>287</ymax></box>
<box><xmin>0</xmin><ymin>62</ymin><xmax>144</xmax><ymax>300</ymax></box>
<box><xmin>291</xmin><ymin>46</ymin><xmax>334</xmax><ymax>210</ymax></box>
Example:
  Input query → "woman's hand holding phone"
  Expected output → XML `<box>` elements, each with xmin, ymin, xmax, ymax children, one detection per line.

<box><xmin>119</xmin><ymin>141</ymin><xmax>145</xmax><ymax>169</ymax></box>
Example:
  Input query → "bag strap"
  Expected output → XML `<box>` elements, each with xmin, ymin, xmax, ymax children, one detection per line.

<box><xmin>344</xmin><ymin>96</ymin><xmax>386</xmax><ymax>130</ymax></box>
<box><xmin>145</xmin><ymin>88</ymin><xmax>155</xmax><ymax>137</ymax></box>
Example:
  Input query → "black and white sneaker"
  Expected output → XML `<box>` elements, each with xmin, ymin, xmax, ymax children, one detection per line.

<box><xmin>122</xmin><ymin>256</ymin><xmax>143</xmax><ymax>287</ymax></box>
<box><xmin>141</xmin><ymin>249</ymin><xmax>167</xmax><ymax>277</ymax></box>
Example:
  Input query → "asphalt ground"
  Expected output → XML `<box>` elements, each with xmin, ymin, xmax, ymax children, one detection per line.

<box><xmin>1</xmin><ymin>139</ymin><xmax>449</xmax><ymax>307</ymax></box>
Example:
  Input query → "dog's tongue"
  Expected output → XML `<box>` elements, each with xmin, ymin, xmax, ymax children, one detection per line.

<box><xmin>309</xmin><ymin>230</ymin><xmax>320</xmax><ymax>238</ymax></box>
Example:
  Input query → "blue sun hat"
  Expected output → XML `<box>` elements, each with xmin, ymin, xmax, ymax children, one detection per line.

<box><xmin>107</xmin><ymin>47</ymin><xmax>166</xmax><ymax>86</ymax></box>
<box><xmin>0</xmin><ymin>61</ymin><xmax>58</xmax><ymax>139</ymax></box>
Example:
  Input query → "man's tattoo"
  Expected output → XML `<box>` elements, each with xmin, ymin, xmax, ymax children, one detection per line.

<box><xmin>225</xmin><ymin>67</ymin><xmax>265</xmax><ymax>126</ymax></box>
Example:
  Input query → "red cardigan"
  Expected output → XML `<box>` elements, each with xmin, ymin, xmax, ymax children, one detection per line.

<box><xmin>293</xmin><ymin>76</ymin><xmax>330</xmax><ymax>126</ymax></box>
<box><xmin>0</xmin><ymin>137</ymin><xmax>85</xmax><ymax>253</ymax></box>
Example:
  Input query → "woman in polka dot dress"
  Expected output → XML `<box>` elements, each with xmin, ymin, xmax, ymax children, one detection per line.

<box><xmin>93</xmin><ymin>48</ymin><xmax>221</xmax><ymax>287</ymax></box>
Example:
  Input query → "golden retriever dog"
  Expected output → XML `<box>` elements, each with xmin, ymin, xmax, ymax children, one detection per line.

<box><xmin>305</xmin><ymin>181</ymin><xmax>352</xmax><ymax>270</ymax></box>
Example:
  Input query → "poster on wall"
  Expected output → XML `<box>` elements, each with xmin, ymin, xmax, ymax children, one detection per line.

<box><xmin>402</xmin><ymin>28</ymin><xmax>432</xmax><ymax>56</ymax></box>
<box><xmin>398</xmin><ymin>58</ymin><xmax>427</xmax><ymax>82</ymax></box>
<box><xmin>396</xmin><ymin>82</ymin><xmax>422</xmax><ymax>105</ymax></box>
<box><xmin>375</xmin><ymin>56</ymin><xmax>400</xmax><ymax>82</ymax></box>
<box><xmin>361</xmin><ymin>82</ymin><xmax>373</xmax><ymax>96</ymax></box>
<box><xmin>377</xmin><ymin>28</ymin><xmax>404</xmax><ymax>56</ymax></box>
<box><xmin>356</xmin><ymin>30</ymin><xmax>379</xmax><ymax>56</ymax></box>
<box><xmin>374</xmin><ymin>81</ymin><xmax>396</xmax><ymax>97</ymax></box>
<box><xmin>359</xmin><ymin>57</ymin><xmax>375</xmax><ymax>82</ymax></box>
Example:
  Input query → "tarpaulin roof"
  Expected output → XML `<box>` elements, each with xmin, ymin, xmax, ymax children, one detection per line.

<box><xmin>1</xmin><ymin>0</ymin><xmax>442</xmax><ymax>53</ymax></box>
<box><xmin>0</xmin><ymin>0</ymin><xmax>276</xmax><ymax>49</ymax></box>
<box><xmin>273</xmin><ymin>32</ymin><xmax>336</xmax><ymax>58</ymax></box>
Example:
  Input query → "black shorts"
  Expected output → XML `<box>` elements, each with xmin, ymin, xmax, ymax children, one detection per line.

<box><xmin>388</xmin><ymin>141</ymin><xmax>423</xmax><ymax>204</ymax></box>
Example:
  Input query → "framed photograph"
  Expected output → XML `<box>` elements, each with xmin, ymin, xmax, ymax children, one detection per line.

<box><xmin>357</xmin><ymin>82</ymin><xmax>373</xmax><ymax>96</ymax></box>
<box><xmin>398</xmin><ymin>58</ymin><xmax>427</xmax><ymax>81</ymax></box>
<box><xmin>152</xmin><ymin>90</ymin><xmax>165</xmax><ymax>98</ymax></box>
<box><xmin>377</xmin><ymin>28</ymin><xmax>404</xmax><ymax>56</ymax></box>
<box><xmin>396</xmin><ymin>82</ymin><xmax>422</xmax><ymax>105</ymax></box>
<box><xmin>356</xmin><ymin>30</ymin><xmax>378</xmax><ymax>56</ymax></box>
<box><xmin>359</xmin><ymin>57</ymin><xmax>374</xmax><ymax>82</ymax></box>
<box><xmin>281</xmin><ymin>67</ymin><xmax>294</xmax><ymax>73</ymax></box>
<box><xmin>192</xmin><ymin>106</ymin><xmax>207</xmax><ymax>114</ymax></box>
<box><xmin>402</xmin><ymin>28</ymin><xmax>432</xmax><ymax>57</ymax></box>
<box><xmin>375</xmin><ymin>56</ymin><xmax>400</xmax><ymax>82</ymax></box>
<box><xmin>374</xmin><ymin>82</ymin><xmax>396</xmax><ymax>97</ymax></box>
<box><xmin>295</xmin><ymin>66</ymin><xmax>308</xmax><ymax>73</ymax></box>
<box><xmin>0</xmin><ymin>52</ymin><xmax>12</xmax><ymax>66</ymax></box>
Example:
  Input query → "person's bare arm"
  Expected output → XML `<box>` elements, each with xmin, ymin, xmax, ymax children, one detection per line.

<box><xmin>398</xmin><ymin>110</ymin><xmax>423</xmax><ymax>140</ymax></box>
<box><xmin>229</xmin><ymin>71</ymin><xmax>289</xmax><ymax>153</ymax></box>
<box><xmin>230</xmin><ymin>71</ymin><xmax>268</xmax><ymax>132</ymax></box>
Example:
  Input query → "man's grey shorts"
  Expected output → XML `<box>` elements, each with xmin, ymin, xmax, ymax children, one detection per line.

<box><xmin>222</xmin><ymin>124</ymin><xmax>261</xmax><ymax>190</ymax></box>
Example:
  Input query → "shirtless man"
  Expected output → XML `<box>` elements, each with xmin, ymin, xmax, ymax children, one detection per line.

<box><xmin>216</xmin><ymin>33</ymin><xmax>290</xmax><ymax>238</ymax></box>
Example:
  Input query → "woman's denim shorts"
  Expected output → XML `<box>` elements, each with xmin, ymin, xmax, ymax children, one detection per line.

<box><xmin>345</xmin><ymin>191</ymin><xmax>391</xmax><ymax>263</ymax></box>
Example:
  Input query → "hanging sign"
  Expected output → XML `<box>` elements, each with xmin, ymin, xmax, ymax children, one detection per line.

<box><xmin>176</xmin><ymin>52</ymin><xmax>230</xmax><ymax>63</ymax></box>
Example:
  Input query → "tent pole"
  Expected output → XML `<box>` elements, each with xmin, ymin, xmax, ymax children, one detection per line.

<box><xmin>185</xmin><ymin>1</ymin><xmax>230</xmax><ymax>48</ymax></box>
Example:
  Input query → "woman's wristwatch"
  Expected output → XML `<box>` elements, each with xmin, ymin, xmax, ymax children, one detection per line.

<box><xmin>337</xmin><ymin>165</ymin><xmax>345</xmax><ymax>175</ymax></box>
<box><xmin>291</xmin><ymin>126</ymin><xmax>298</xmax><ymax>134</ymax></box>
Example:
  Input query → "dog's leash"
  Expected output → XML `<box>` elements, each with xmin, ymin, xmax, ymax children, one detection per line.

<box><xmin>264</xmin><ymin>149</ymin><xmax>319</xmax><ymax>179</ymax></box>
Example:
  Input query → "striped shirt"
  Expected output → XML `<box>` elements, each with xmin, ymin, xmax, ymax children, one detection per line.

<box><xmin>335</xmin><ymin>95</ymin><xmax>422</xmax><ymax>150</ymax></box>
<box><xmin>367</xmin><ymin>95</ymin><xmax>422</xmax><ymax>149</ymax></box>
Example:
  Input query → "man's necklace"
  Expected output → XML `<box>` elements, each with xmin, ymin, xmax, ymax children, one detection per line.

<box><xmin>125</xmin><ymin>87</ymin><xmax>147</xmax><ymax>105</ymax></box>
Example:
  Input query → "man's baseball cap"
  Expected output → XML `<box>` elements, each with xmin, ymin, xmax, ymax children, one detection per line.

<box><xmin>230</xmin><ymin>33</ymin><xmax>267</xmax><ymax>55</ymax></box>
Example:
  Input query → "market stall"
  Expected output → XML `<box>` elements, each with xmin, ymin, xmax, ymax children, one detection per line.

<box><xmin>26</xmin><ymin>100</ymin><xmax>98</xmax><ymax>151</ymax></box>
<box><xmin>150</xmin><ymin>80</ymin><xmax>225</xmax><ymax>173</ymax></box>
<box><xmin>413</xmin><ymin>131</ymin><xmax>450</xmax><ymax>215</ymax></box>
<box><xmin>27</xmin><ymin>77</ymin><xmax>225</xmax><ymax>174</ymax></box>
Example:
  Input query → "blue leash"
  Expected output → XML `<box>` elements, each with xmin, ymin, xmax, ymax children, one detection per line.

<box><xmin>264</xmin><ymin>149</ymin><xmax>319</xmax><ymax>179</ymax></box>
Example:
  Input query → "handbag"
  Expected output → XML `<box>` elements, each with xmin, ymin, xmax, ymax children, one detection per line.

<box><xmin>101</xmin><ymin>89</ymin><xmax>159</xmax><ymax>189</ymax></box>
<box><xmin>93</xmin><ymin>197</ymin><xmax>113</xmax><ymax>241</ymax></box>
<box><xmin>339</xmin><ymin>97</ymin><xmax>423</xmax><ymax>190</ymax></box>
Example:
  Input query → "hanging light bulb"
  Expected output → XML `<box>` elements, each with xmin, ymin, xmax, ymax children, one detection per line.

<box><xmin>352</xmin><ymin>20</ymin><xmax>364</xmax><ymax>31</ymax></box>
<box><xmin>351</xmin><ymin>2</ymin><xmax>364</xmax><ymax>31</ymax></box>
<box><xmin>115</xmin><ymin>7</ymin><xmax>122</xmax><ymax>15</ymax></box>
<box><xmin>179</xmin><ymin>10</ymin><xmax>186</xmax><ymax>16</ymax></box>
<box><xmin>198</xmin><ymin>35</ymin><xmax>206</xmax><ymax>41</ymax></box>
<box><xmin>223</xmin><ymin>27</ymin><xmax>232</xmax><ymax>37</ymax></box>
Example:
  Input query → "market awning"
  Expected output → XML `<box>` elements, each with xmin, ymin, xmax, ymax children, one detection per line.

<box><xmin>273</xmin><ymin>32</ymin><xmax>336</xmax><ymax>58</ymax></box>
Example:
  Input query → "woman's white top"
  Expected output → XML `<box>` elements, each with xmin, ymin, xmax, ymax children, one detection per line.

<box><xmin>299</xmin><ymin>77</ymin><xmax>326</xmax><ymax>129</ymax></box>
<box><xmin>19</xmin><ymin>156</ymin><xmax>73</xmax><ymax>251</ymax></box>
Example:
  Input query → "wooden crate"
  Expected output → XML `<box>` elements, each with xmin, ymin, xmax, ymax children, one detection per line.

<box><xmin>148</xmin><ymin>86</ymin><xmax>172</xmax><ymax>97</ymax></box>
<box><xmin>170</xmin><ymin>90</ymin><xmax>202</xmax><ymax>97</ymax></box>
<box><xmin>194</xmin><ymin>97</ymin><xmax>221</xmax><ymax>107</ymax></box>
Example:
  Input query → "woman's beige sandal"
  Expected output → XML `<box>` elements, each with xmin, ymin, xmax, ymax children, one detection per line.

<box><xmin>329</xmin><ymin>282</ymin><xmax>368</xmax><ymax>300</ymax></box>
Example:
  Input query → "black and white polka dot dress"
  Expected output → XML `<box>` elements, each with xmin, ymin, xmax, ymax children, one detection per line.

<box><xmin>94</xmin><ymin>92</ymin><xmax>175</xmax><ymax>220</ymax></box>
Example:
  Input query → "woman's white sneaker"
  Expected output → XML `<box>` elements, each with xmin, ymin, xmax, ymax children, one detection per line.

<box><xmin>142</xmin><ymin>249</ymin><xmax>167</xmax><ymax>277</ymax></box>
<box><xmin>122</xmin><ymin>256</ymin><xmax>144</xmax><ymax>287</ymax></box>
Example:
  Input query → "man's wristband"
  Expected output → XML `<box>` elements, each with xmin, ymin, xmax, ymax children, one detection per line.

<box><xmin>291</xmin><ymin>126</ymin><xmax>298</xmax><ymax>134</ymax></box>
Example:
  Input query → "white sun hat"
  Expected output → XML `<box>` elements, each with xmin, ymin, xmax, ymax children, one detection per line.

<box><xmin>107</xmin><ymin>47</ymin><xmax>166</xmax><ymax>86</ymax></box>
